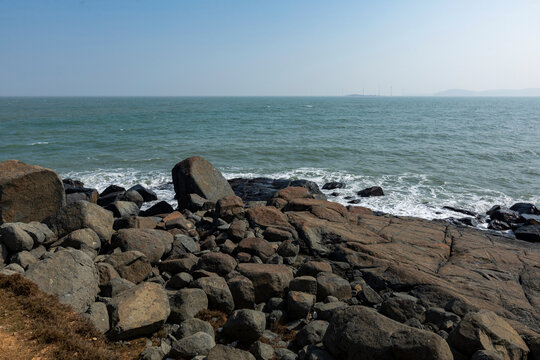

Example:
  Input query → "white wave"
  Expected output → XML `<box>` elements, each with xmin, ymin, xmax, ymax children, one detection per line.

<box><xmin>29</xmin><ymin>141</ymin><xmax>49</xmax><ymax>145</ymax></box>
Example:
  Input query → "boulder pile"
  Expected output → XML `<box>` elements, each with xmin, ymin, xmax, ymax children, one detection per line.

<box><xmin>1</xmin><ymin>157</ymin><xmax>539</xmax><ymax>360</ymax></box>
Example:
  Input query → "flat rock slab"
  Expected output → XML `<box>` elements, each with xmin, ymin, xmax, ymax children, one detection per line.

<box><xmin>237</xmin><ymin>263</ymin><xmax>293</xmax><ymax>302</ymax></box>
<box><xmin>0</xmin><ymin>160</ymin><xmax>66</xmax><ymax>223</ymax></box>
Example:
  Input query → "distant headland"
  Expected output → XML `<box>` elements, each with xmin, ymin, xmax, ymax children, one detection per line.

<box><xmin>435</xmin><ymin>88</ymin><xmax>540</xmax><ymax>97</ymax></box>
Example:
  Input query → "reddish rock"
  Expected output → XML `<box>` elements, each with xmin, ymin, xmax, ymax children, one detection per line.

<box><xmin>198</xmin><ymin>252</ymin><xmax>237</xmax><ymax>275</ymax></box>
<box><xmin>217</xmin><ymin>195</ymin><xmax>245</xmax><ymax>222</ymax></box>
<box><xmin>237</xmin><ymin>263</ymin><xmax>294</xmax><ymax>302</ymax></box>
<box><xmin>237</xmin><ymin>237</ymin><xmax>275</xmax><ymax>261</ymax></box>
<box><xmin>247</xmin><ymin>206</ymin><xmax>290</xmax><ymax>228</ymax></box>
<box><xmin>0</xmin><ymin>160</ymin><xmax>66</xmax><ymax>223</ymax></box>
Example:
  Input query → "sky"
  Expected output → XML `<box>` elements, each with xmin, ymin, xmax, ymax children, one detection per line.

<box><xmin>1</xmin><ymin>0</ymin><xmax>540</xmax><ymax>96</ymax></box>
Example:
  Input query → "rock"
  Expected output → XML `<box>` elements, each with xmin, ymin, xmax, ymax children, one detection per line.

<box><xmin>0</xmin><ymin>160</ymin><xmax>66</xmax><ymax>223</ymax></box>
<box><xmin>489</xmin><ymin>207</ymin><xmax>522</xmax><ymax>224</ymax></box>
<box><xmin>357</xmin><ymin>186</ymin><xmax>384</xmax><ymax>197</ymax></box>
<box><xmin>198</xmin><ymin>252</ymin><xmax>237</xmax><ymax>275</ymax></box>
<box><xmin>167</xmin><ymin>272</ymin><xmax>193</xmax><ymax>289</ymax></box>
<box><xmin>193</xmin><ymin>276</ymin><xmax>235</xmax><ymax>313</ymax></box>
<box><xmin>510</xmin><ymin>203</ymin><xmax>539</xmax><ymax>215</ymax></box>
<box><xmin>217</xmin><ymin>195</ymin><xmax>245</xmax><ymax>222</ymax></box>
<box><xmin>274</xmin><ymin>348</ymin><xmax>298</xmax><ymax>360</ymax></box>
<box><xmin>229</xmin><ymin>219</ymin><xmax>248</xmax><ymax>241</ymax></box>
<box><xmin>170</xmin><ymin>331</ymin><xmax>215</xmax><ymax>358</ymax></box>
<box><xmin>323</xmin><ymin>305</ymin><xmax>452</xmax><ymax>360</ymax></box>
<box><xmin>322</xmin><ymin>182</ymin><xmax>346</xmax><ymax>190</ymax></box>
<box><xmin>0</xmin><ymin>242</ymin><xmax>7</xmax><ymax>267</ymax></box>
<box><xmin>84</xmin><ymin>302</ymin><xmax>110</xmax><ymax>333</ymax></box>
<box><xmin>120</xmin><ymin>190</ymin><xmax>144</xmax><ymax>208</ymax></box>
<box><xmin>128</xmin><ymin>184</ymin><xmax>158</xmax><ymax>202</ymax></box>
<box><xmin>159</xmin><ymin>256</ymin><xmax>198</xmax><ymax>274</ymax></box>
<box><xmin>45</xmin><ymin>200</ymin><xmax>114</xmax><ymax>242</ymax></box>
<box><xmin>176</xmin><ymin>318</ymin><xmax>214</xmax><ymax>339</ymax></box>
<box><xmin>277</xmin><ymin>240</ymin><xmax>299</xmax><ymax>257</ymax></box>
<box><xmin>140</xmin><ymin>201</ymin><xmax>174</xmax><ymax>217</ymax></box>
<box><xmin>352</xmin><ymin>279</ymin><xmax>382</xmax><ymax>306</ymax></box>
<box><xmin>207</xmin><ymin>344</ymin><xmax>256</xmax><ymax>360</ymax></box>
<box><xmin>25</xmin><ymin>248</ymin><xmax>99</xmax><ymax>313</ymax></box>
<box><xmin>113</xmin><ymin>229</ymin><xmax>173</xmax><ymax>264</ymax></box>
<box><xmin>168</xmin><ymin>288</ymin><xmax>208</xmax><ymax>323</ymax></box>
<box><xmin>290</xmin><ymin>276</ymin><xmax>318</xmax><ymax>295</ymax></box>
<box><xmin>223</xmin><ymin>309</ymin><xmax>266</xmax><ymax>342</ymax></box>
<box><xmin>0</xmin><ymin>223</ymin><xmax>35</xmax><ymax>252</ymax></box>
<box><xmin>104</xmin><ymin>251</ymin><xmax>152</xmax><ymax>284</ymax></box>
<box><xmin>296</xmin><ymin>320</ymin><xmax>329</xmax><ymax>347</ymax></box>
<box><xmin>237</xmin><ymin>237</ymin><xmax>275</xmax><ymax>261</ymax></box>
<box><xmin>172</xmin><ymin>156</ymin><xmax>234</xmax><ymax>209</ymax></box>
<box><xmin>96</xmin><ymin>262</ymin><xmax>120</xmax><ymax>288</ymax></box>
<box><xmin>9</xmin><ymin>250</ymin><xmax>37</xmax><ymax>269</ymax></box>
<box><xmin>288</xmin><ymin>291</ymin><xmax>316</xmax><ymax>319</ymax></box>
<box><xmin>113</xmin><ymin>215</ymin><xmax>157</xmax><ymax>230</ymax></box>
<box><xmin>488</xmin><ymin>219</ymin><xmax>512</xmax><ymax>231</ymax></box>
<box><xmin>169</xmin><ymin>234</ymin><xmax>199</xmax><ymax>257</ymax></box>
<box><xmin>297</xmin><ymin>261</ymin><xmax>333</xmax><ymax>277</ymax></box>
<box><xmin>313</xmin><ymin>301</ymin><xmax>348</xmax><ymax>321</ymax></box>
<box><xmin>514</xmin><ymin>225</ymin><xmax>540</xmax><ymax>242</ymax></box>
<box><xmin>237</xmin><ymin>263</ymin><xmax>294</xmax><ymax>302</ymax></box>
<box><xmin>302</xmin><ymin>346</ymin><xmax>336</xmax><ymax>360</ymax></box>
<box><xmin>316</xmin><ymin>273</ymin><xmax>352</xmax><ymax>301</ymax></box>
<box><xmin>425</xmin><ymin>307</ymin><xmax>460</xmax><ymax>331</ymax></box>
<box><xmin>103</xmin><ymin>277</ymin><xmax>135</xmax><ymax>297</ymax></box>
<box><xmin>250</xmin><ymin>340</ymin><xmax>275</xmax><ymax>360</ymax></box>
<box><xmin>471</xmin><ymin>350</ymin><xmax>505</xmax><ymax>360</ymax></box>
<box><xmin>107</xmin><ymin>282</ymin><xmax>170</xmax><ymax>340</ymax></box>
<box><xmin>0</xmin><ymin>263</ymin><xmax>24</xmax><ymax>275</ymax></box>
<box><xmin>65</xmin><ymin>187</ymin><xmax>99</xmax><ymax>205</ymax></box>
<box><xmin>380</xmin><ymin>293</ymin><xmax>426</xmax><ymax>323</ymax></box>
<box><xmin>227</xmin><ymin>274</ymin><xmax>255</xmax><ymax>309</ymax></box>
<box><xmin>105</xmin><ymin>201</ymin><xmax>140</xmax><ymax>218</ymax></box>
<box><xmin>247</xmin><ymin>206</ymin><xmax>291</xmax><ymax>229</ymax></box>
<box><xmin>448</xmin><ymin>310</ymin><xmax>529</xmax><ymax>360</ymax></box>
<box><xmin>58</xmin><ymin>228</ymin><xmax>101</xmax><ymax>251</ymax></box>
<box><xmin>229</xmin><ymin>177</ymin><xmax>324</xmax><ymax>202</ymax></box>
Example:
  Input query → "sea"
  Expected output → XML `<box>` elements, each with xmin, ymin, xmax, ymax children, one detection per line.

<box><xmin>1</xmin><ymin>96</ymin><xmax>539</xmax><ymax>220</ymax></box>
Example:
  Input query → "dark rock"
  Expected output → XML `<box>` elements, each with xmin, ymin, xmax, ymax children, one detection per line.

<box><xmin>250</xmin><ymin>340</ymin><xmax>275</xmax><ymax>360</ymax></box>
<box><xmin>103</xmin><ymin>277</ymin><xmax>135</xmax><ymax>297</ymax></box>
<box><xmin>100</xmin><ymin>185</ymin><xmax>126</xmax><ymax>198</ymax></box>
<box><xmin>264</xmin><ymin>227</ymin><xmax>294</xmax><ymax>241</ymax></box>
<box><xmin>316</xmin><ymin>273</ymin><xmax>352</xmax><ymax>301</ymax></box>
<box><xmin>514</xmin><ymin>225</ymin><xmax>540</xmax><ymax>242</ymax></box>
<box><xmin>170</xmin><ymin>331</ymin><xmax>215</xmax><ymax>358</ymax></box>
<box><xmin>198</xmin><ymin>252</ymin><xmax>237</xmax><ymax>275</ymax></box>
<box><xmin>168</xmin><ymin>288</ymin><xmax>208</xmax><ymax>323</ymax></box>
<box><xmin>172</xmin><ymin>156</ymin><xmax>234</xmax><ymax>209</ymax></box>
<box><xmin>297</xmin><ymin>261</ymin><xmax>333</xmax><ymax>277</ymax></box>
<box><xmin>169</xmin><ymin>234</ymin><xmax>199</xmax><ymax>258</ymax></box>
<box><xmin>296</xmin><ymin>320</ymin><xmax>329</xmax><ymax>347</ymax></box>
<box><xmin>0</xmin><ymin>160</ymin><xmax>66</xmax><ymax>223</ymax></box>
<box><xmin>229</xmin><ymin>219</ymin><xmax>248</xmax><ymax>241</ymax></box>
<box><xmin>216</xmin><ymin>195</ymin><xmax>245</xmax><ymax>222</ymax></box>
<box><xmin>227</xmin><ymin>274</ymin><xmax>255</xmax><ymax>309</ymax></box>
<box><xmin>237</xmin><ymin>263</ymin><xmax>294</xmax><ymax>302</ymax></box>
<box><xmin>425</xmin><ymin>307</ymin><xmax>460</xmax><ymax>332</ymax></box>
<box><xmin>380</xmin><ymin>293</ymin><xmax>426</xmax><ymax>323</ymax></box>
<box><xmin>120</xmin><ymin>190</ymin><xmax>144</xmax><ymax>208</ymax></box>
<box><xmin>290</xmin><ymin>276</ymin><xmax>318</xmax><ymax>295</ymax></box>
<box><xmin>159</xmin><ymin>256</ymin><xmax>198</xmax><ymax>274</ymax></box>
<box><xmin>223</xmin><ymin>309</ymin><xmax>266</xmax><ymax>342</ymax></box>
<box><xmin>510</xmin><ymin>202</ymin><xmax>539</xmax><ymax>215</ymax></box>
<box><xmin>489</xmin><ymin>207</ymin><xmax>522</xmax><ymax>224</ymax></box>
<box><xmin>442</xmin><ymin>206</ymin><xmax>478</xmax><ymax>217</ymax></box>
<box><xmin>139</xmin><ymin>201</ymin><xmax>174</xmax><ymax>217</ymax></box>
<box><xmin>277</xmin><ymin>240</ymin><xmax>299</xmax><ymax>257</ymax></box>
<box><xmin>448</xmin><ymin>310</ymin><xmax>529</xmax><ymax>360</ymax></box>
<box><xmin>357</xmin><ymin>186</ymin><xmax>384</xmax><ymax>197</ymax></box>
<box><xmin>25</xmin><ymin>248</ymin><xmax>99</xmax><ymax>313</ymax></box>
<box><xmin>322</xmin><ymin>182</ymin><xmax>346</xmax><ymax>190</ymax></box>
<box><xmin>229</xmin><ymin>177</ymin><xmax>325</xmax><ymax>202</ymax></box>
<box><xmin>471</xmin><ymin>350</ymin><xmax>505</xmax><ymax>360</ymax></box>
<box><xmin>313</xmin><ymin>301</ymin><xmax>348</xmax><ymax>321</ymax></box>
<box><xmin>237</xmin><ymin>237</ymin><xmax>275</xmax><ymax>261</ymax></box>
<box><xmin>193</xmin><ymin>276</ymin><xmax>235</xmax><ymax>313</ymax></box>
<box><xmin>323</xmin><ymin>305</ymin><xmax>452</xmax><ymax>360</ymax></box>
<box><xmin>167</xmin><ymin>272</ymin><xmax>193</xmax><ymax>289</ymax></box>
<box><xmin>0</xmin><ymin>223</ymin><xmax>35</xmax><ymax>252</ymax></box>
<box><xmin>288</xmin><ymin>290</ymin><xmax>315</xmax><ymax>319</ymax></box>
<box><xmin>127</xmin><ymin>184</ymin><xmax>158</xmax><ymax>202</ymax></box>
<box><xmin>175</xmin><ymin>317</ymin><xmax>214</xmax><ymax>339</ymax></box>
<box><xmin>66</xmin><ymin>187</ymin><xmax>99</xmax><ymax>205</ymax></box>
<box><xmin>108</xmin><ymin>282</ymin><xmax>170</xmax><ymax>340</ymax></box>
<box><xmin>10</xmin><ymin>250</ymin><xmax>37</xmax><ymax>269</ymax></box>
<box><xmin>488</xmin><ymin>219</ymin><xmax>512</xmax><ymax>230</ymax></box>
<box><xmin>347</xmin><ymin>199</ymin><xmax>361</xmax><ymax>204</ymax></box>
<box><xmin>351</xmin><ymin>279</ymin><xmax>382</xmax><ymax>306</ymax></box>
<box><xmin>274</xmin><ymin>348</ymin><xmax>298</xmax><ymax>360</ymax></box>
<box><xmin>207</xmin><ymin>344</ymin><xmax>256</xmax><ymax>360</ymax></box>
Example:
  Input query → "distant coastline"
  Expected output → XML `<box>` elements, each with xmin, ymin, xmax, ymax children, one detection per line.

<box><xmin>435</xmin><ymin>88</ymin><xmax>540</xmax><ymax>97</ymax></box>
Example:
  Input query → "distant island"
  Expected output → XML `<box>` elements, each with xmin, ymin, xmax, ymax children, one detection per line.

<box><xmin>435</xmin><ymin>88</ymin><xmax>540</xmax><ymax>97</ymax></box>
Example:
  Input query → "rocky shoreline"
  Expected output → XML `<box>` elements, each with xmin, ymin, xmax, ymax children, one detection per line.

<box><xmin>0</xmin><ymin>156</ymin><xmax>539</xmax><ymax>360</ymax></box>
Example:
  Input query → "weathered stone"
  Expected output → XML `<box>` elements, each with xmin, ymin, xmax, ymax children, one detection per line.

<box><xmin>45</xmin><ymin>200</ymin><xmax>114</xmax><ymax>242</ymax></box>
<box><xmin>198</xmin><ymin>252</ymin><xmax>237</xmax><ymax>275</ymax></box>
<box><xmin>357</xmin><ymin>186</ymin><xmax>384</xmax><ymax>197</ymax></box>
<box><xmin>108</xmin><ymin>282</ymin><xmax>170</xmax><ymax>340</ymax></box>
<box><xmin>9</xmin><ymin>250</ymin><xmax>37</xmax><ymax>269</ymax></box>
<box><xmin>217</xmin><ymin>195</ymin><xmax>245</xmax><ymax>222</ymax></box>
<box><xmin>119</xmin><ymin>190</ymin><xmax>144</xmax><ymax>208</ymax></box>
<box><xmin>104</xmin><ymin>277</ymin><xmax>135</xmax><ymax>298</ymax></box>
<box><xmin>237</xmin><ymin>237</ymin><xmax>275</xmax><ymax>261</ymax></box>
<box><xmin>159</xmin><ymin>256</ymin><xmax>198</xmax><ymax>274</ymax></box>
<box><xmin>448</xmin><ymin>310</ymin><xmax>529</xmax><ymax>360</ymax></box>
<box><xmin>313</xmin><ymin>301</ymin><xmax>348</xmax><ymax>321</ymax></box>
<box><xmin>167</xmin><ymin>272</ymin><xmax>193</xmax><ymax>289</ymax></box>
<box><xmin>227</xmin><ymin>274</ymin><xmax>255</xmax><ymax>309</ymax></box>
<box><xmin>296</xmin><ymin>320</ymin><xmax>329</xmax><ymax>347</ymax></box>
<box><xmin>290</xmin><ymin>276</ymin><xmax>318</xmax><ymax>295</ymax></box>
<box><xmin>250</xmin><ymin>340</ymin><xmax>275</xmax><ymax>360</ymax></box>
<box><xmin>105</xmin><ymin>201</ymin><xmax>140</xmax><ymax>218</ymax></box>
<box><xmin>96</xmin><ymin>262</ymin><xmax>120</xmax><ymax>288</ymax></box>
<box><xmin>288</xmin><ymin>291</ymin><xmax>316</xmax><ymax>319</ymax></box>
<box><xmin>25</xmin><ymin>248</ymin><xmax>99</xmax><ymax>313</ymax></box>
<box><xmin>193</xmin><ymin>276</ymin><xmax>235</xmax><ymax>313</ymax></box>
<box><xmin>237</xmin><ymin>263</ymin><xmax>294</xmax><ymax>302</ymax></box>
<box><xmin>229</xmin><ymin>219</ymin><xmax>248</xmax><ymax>241</ymax></box>
<box><xmin>380</xmin><ymin>293</ymin><xmax>426</xmax><ymax>323</ymax></box>
<box><xmin>0</xmin><ymin>223</ymin><xmax>34</xmax><ymax>252</ymax></box>
<box><xmin>207</xmin><ymin>344</ymin><xmax>256</xmax><ymax>360</ymax></box>
<box><xmin>297</xmin><ymin>261</ymin><xmax>333</xmax><ymax>277</ymax></box>
<box><xmin>223</xmin><ymin>309</ymin><xmax>266</xmax><ymax>342</ymax></box>
<box><xmin>0</xmin><ymin>160</ymin><xmax>66</xmax><ymax>223</ymax></box>
<box><xmin>176</xmin><ymin>318</ymin><xmax>214</xmax><ymax>339</ymax></box>
<box><xmin>170</xmin><ymin>332</ymin><xmax>215</xmax><ymax>358</ymax></box>
<box><xmin>471</xmin><ymin>350</ymin><xmax>505</xmax><ymax>360</ymax></box>
<box><xmin>317</xmin><ymin>273</ymin><xmax>352</xmax><ymax>301</ymax></box>
<box><xmin>247</xmin><ymin>206</ymin><xmax>290</xmax><ymax>228</ymax></box>
<box><xmin>128</xmin><ymin>184</ymin><xmax>158</xmax><ymax>202</ymax></box>
<box><xmin>172</xmin><ymin>156</ymin><xmax>234</xmax><ymax>209</ymax></box>
<box><xmin>323</xmin><ymin>305</ymin><xmax>452</xmax><ymax>360</ymax></box>
<box><xmin>113</xmin><ymin>229</ymin><xmax>173</xmax><ymax>264</ymax></box>
<box><xmin>84</xmin><ymin>302</ymin><xmax>110</xmax><ymax>333</ymax></box>
<box><xmin>104</xmin><ymin>251</ymin><xmax>152</xmax><ymax>284</ymax></box>
<box><xmin>59</xmin><ymin>228</ymin><xmax>101</xmax><ymax>251</ymax></box>
<box><xmin>277</xmin><ymin>239</ymin><xmax>299</xmax><ymax>257</ymax></box>
<box><xmin>168</xmin><ymin>288</ymin><xmax>208</xmax><ymax>323</ymax></box>
<box><xmin>0</xmin><ymin>242</ymin><xmax>7</xmax><ymax>268</ymax></box>
<box><xmin>514</xmin><ymin>225</ymin><xmax>540</xmax><ymax>243</ymax></box>
<box><xmin>140</xmin><ymin>201</ymin><xmax>174</xmax><ymax>217</ymax></box>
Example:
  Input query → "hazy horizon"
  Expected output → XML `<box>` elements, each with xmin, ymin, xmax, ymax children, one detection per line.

<box><xmin>1</xmin><ymin>0</ymin><xmax>540</xmax><ymax>96</ymax></box>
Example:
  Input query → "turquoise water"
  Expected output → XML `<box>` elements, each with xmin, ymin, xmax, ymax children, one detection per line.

<box><xmin>1</xmin><ymin>96</ymin><xmax>539</xmax><ymax>219</ymax></box>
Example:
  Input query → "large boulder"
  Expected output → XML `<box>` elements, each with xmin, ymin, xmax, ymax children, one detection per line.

<box><xmin>323</xmin><ymin>305</ymin><xmax>452</xmax><ymax>360</ymax></box>
<box><xmin>448</xmin><ymin>310</ymin><xmax>529</xmax><ymax>360</ymax></box>
<box><xmin>107</xmin><ymin>282</ymin><xmax>170</xmax><ymax>340</ymax></box>
<box><xmin>172</xmin><ymin>156</ymin><xmax>234</xmax><ymax>209</ymax></box>
<box><xmin>45</xmin><ymin>200</ymin><xmax>114</xmax><ymax>242</ymax></box>
<box><xmin>207</xmin><ymin>344</ymin><xmax>256</xmax><ymax>360</ymax></box>
<box><xmin>104</xmin><ymin>251</ymin><xmax>152</xmax><ymax>284</ymax></box>
<box><xmin>25</xmin><ymin>248</ymin><xmax>99</xmax><ymax>313</ymax></box>
<box><xmin>112</xmin><ymin>229</ymin><xmax>173</xmax><ymax>264</ymax></box>
<box><xmin>193</xmin><ymin>276</ymin><xmax>235</xmax><ymax>313</ymax></box>
<box><xmin>0</xmin><ymin>160</ymin><xmax>66</xmax><ymax>223</ymax></box>
<box><xmin>168</xmin><ymin>288</ymin><xmax>208</xmax><ymax>323</ymax></box>
<box><xmin>237</xmin><ymin>263</ymin><xmax>294</xmax><ymax>302</ymax></box>
<box><xmin>222</xmin><ymin>309</ymin><xmax>266</xmax><ymax>342</ymax></box>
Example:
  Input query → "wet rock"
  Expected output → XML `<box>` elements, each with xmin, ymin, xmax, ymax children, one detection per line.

<box><xmin>170</xmin><ymin>331</ymin><xmax>215</xmax><ymax>358</ymax></box>
<box><xmin>172</xmin><ymin>156</ymin><xmax>234</xmax><ymax>209</ymax></box>
<box><xmin>223</xmin><ymin>309</ymin><xmax>266</xmax><ymax>342</ymax></box>
<box><xmin>0</xmin><ymin>160</ymin><xmax>66</xmax><ymax>223</ymax></box>
<box><xmin>296</xmin><ymin>320</ymin><xmax>329</xmax><ymax>347</ymax></box>
<box><xmin>324</xmin><ymin>305</ymin><xmax>452</xmax><ymax>360</ymax></box>
<box><xmin>193</xmin><ymin>276</ymin><xmax>235</xmax><ymax>313</ymax></box>
<box><xmin>25</xmin><ymin>248</ymin><xmax>99</xmax><ymax>313</ymax></box>
<box><xmin>510</xmin><ymin>203</ymin><xmax>539</xmax><ymax>215</ymax></box>
<box><xmin>45</xmin><ymin>200</ymin><xmax>114</xmax><ymax>242</ymax></box>
<box><xmin>322</xmin><ymin>182</ymin><xmax>346</xmax><ymax>190</ymax></box>
<box><xmin>357</xmin><ymin>186</ymin><xmax>384</xmax><ymax>197</ymax></box>
<box><xmin>168</xmin><ymin>288</ymin><xmax>208</xmax><ymax>323</ymax></box>
<box><xmin>229</xmin><ymin>177</ymin><xmax>324</xmax><ymax>202</ymax></box>
<box><xmin>448</xmin><ymin>310</ymin><xmax>529</xmax><ymax>360</ymax></box>
<box><xmin>207</xmin><ymin>344</ymin><xmax>256</xmax><ymax>360</ymax></box>
<box><xmin>237</xmin><ymin>263</ymin><xmax>294</xmax><ymax>302</ymax></box>
<box><xmin>108</xmin><ymin>282</ymin><xmax>170</xmax><ymax>340</ymax></box>
<box><xmin>514</xmin><ymin>225</ymin><xmax>540</xmax><ymax>242</ymax></box>
<box><xmin>104</xmin><ymin>251</ymin><xmax>152</xmax><ymax>284</ymax></box>
<box><xmin>139</xmin><ymin>201</ymin><xmax>174</xmax><ymax>217</ymax></box>
<box><xmin>488</xmin><ymin>207</ymin><xmax>522</xmax><ymax>224</ymax></box>
<box><xmin>112</xmin><ymin>229</ymin><xmax>173</xmax><ymax>264</ymax></box>
<box><xmin>127</xmin><ymin>184</ymin><xmax>158</xmax><ymax>202</ymax></box>
<box><xmin>198</xmin><ymin>252</ymin><xmax>237</xmax><ymax>275</ymax></box>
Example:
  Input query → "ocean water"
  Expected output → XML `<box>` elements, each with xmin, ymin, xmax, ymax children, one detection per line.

<box><xmin>1</xmin><ymin>96</ymin><xmax>539</xmax><ymax>219</ymax></box>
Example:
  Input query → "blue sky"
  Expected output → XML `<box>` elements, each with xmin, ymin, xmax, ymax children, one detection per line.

<box><xmin>1</xmin><ymin>0</ymin><xmax>539</xmax><ymax>96</ymax></box>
